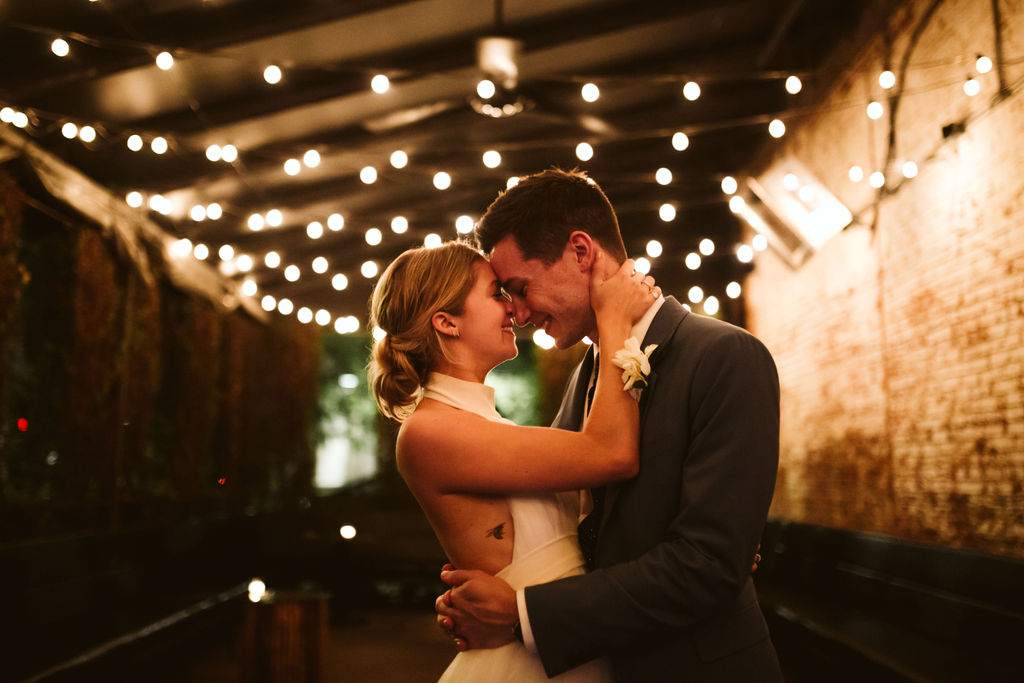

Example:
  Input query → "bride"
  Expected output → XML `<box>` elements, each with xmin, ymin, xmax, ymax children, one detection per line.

<box><xmin>368</xmin><ymin>240</ymin><xmax>657</xmax><ymax>681</ymax></box>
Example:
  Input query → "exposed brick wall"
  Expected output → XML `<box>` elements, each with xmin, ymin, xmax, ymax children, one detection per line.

<box><xmin>746</xmin><ymin>0</ymin><xmax>1024</xmax><ymax>558</ymax></box>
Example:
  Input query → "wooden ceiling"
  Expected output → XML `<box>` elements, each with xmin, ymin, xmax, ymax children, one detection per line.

<box><xmin>0</xmin><ymin>0</ymin><xmax>879</xmax><ymax>325</ymax></box>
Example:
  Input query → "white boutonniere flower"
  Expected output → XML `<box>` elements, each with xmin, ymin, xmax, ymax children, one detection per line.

<box><xmin>611</xmin><ymin>337</ymin><xmax>658</xmax><ymax>400</ymax></box>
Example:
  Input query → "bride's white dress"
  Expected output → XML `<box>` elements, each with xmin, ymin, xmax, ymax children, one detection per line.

<box><xmin>423</xmin><ymin>373</ymin><xmax>612</xmax><ymax>682</ymax></box>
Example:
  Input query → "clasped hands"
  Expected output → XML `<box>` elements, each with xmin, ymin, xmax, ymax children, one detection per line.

<box><xmin>435</xmin><ymin>563</ymin><xmax>519</xmax><ymax>651</ymax></box>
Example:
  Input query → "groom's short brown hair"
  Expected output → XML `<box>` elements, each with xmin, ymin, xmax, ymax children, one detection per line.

<box><xmin>475</xmin><ymin>168</ymin><xmax>627</xmax><ymax>265</ymax></box>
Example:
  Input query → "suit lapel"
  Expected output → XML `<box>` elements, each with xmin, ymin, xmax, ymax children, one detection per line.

<box><xmin>599</xmin><ymin>297</ymin><xmax>689</xmax><ymax>524</ymax></box>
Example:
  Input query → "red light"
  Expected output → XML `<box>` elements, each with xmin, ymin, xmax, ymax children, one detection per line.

<box><xmin>16</xmin><ymin>418</ymin><xmax>28</xmax><ymax>432</ymax></box>
<box><xmin>217</xmin><ymin>478</ymin><xmax>226</xmax><ymax>485</ymax></box>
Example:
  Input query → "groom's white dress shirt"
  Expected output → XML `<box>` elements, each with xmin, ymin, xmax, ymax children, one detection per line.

<box><xmin>516</xmin><ymin>295</ymin><xmax>665</xmax><ymax>652</ymax></box>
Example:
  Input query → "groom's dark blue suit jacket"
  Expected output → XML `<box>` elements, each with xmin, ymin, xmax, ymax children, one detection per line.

<box><xmin>525</xmin><ymin>296</ymin><xmax>783</xmax><ymax>681</ymax></box>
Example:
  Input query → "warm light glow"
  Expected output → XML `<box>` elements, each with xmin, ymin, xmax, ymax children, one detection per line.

<box><xmin>303</xmin><ymin>150</ymin><xmax>321</xmax><ymax>168</ymax></box>
<box><xmin>726</xmin><ymin>281</ymin><xmax>741</xmax><ymax>299</ymax></box>
<box><xmin>390</xmin><ymin>216</ymin><xmax>408</xmax><ymax>234</ymax></box>
<box><xmin>798</xmin><ymin>185</ymin><xmax>815</xmax><ymax>203</ymax></box>
<box><xmin>247</xmin><ymin>213</ymin><xmax>265</xmax><ymax>231</ymax></box>
<box><xmin>685</xmin><ymin>252</ymin><xmax>701</xmax><ymax>270</ymax></box>
<box><xmin>193</xmin><ymin>244</ymin><xmax>209</xmax><ymax>260</ymax></box>
<box><xmin>575</xmin><ymin>142</ymin><xmax>594</xmax><ymax>161</ymax></box>
<box><xmin>261</xmin><ymin>295</ymin><xmax>276</xmax><ymax>312</ymax></box>
<box><xmin>315</xmin><ymin>309</ymin><xmax>331</xmax><ymax>326</ymax></box>
<box><xmin>736</xmin><ymin>244</ymin><xmax>754</xmax><ymax>263</ymax></box>
<box><xmin>783</xmin><ymin>173</ymin><xmax>799</xmax><ymax>191</ymax></box>
<box><xmin>172</xmin><ymin>238</ymin><xmax>193</xmax><ymax>258</ymax></box>
<box><xmin>206</xmin><ymin>144</ymin><xmax>222</xmax><ymax>161</ymax></box>
<box><xmin>703</xmin><ymin>296</ymin><xmax>720</xmax><ymax>316</ymax></box>
<box><xmin>533</xmin><ymin>329</ymin><xmax>556</xmax><ymax>350</ymax></box>
<box><xmin>721</xmin><ymin>176</ymin><xmax>738</xmax><ymax>195</ymax></box>
<box><xmin>190</xmin><ymin>204</ymin><xmax>206</xmax><ymax>221</ymax></box>
<box><xmin>687</xmin><ymin>286</ymin><xmax>704</xmax><ymax>304</ymax></box>
<box><xmin>729</xmin><ymin>195</ymin><xmax>746</xmax><ymax>213</ymax></box>
<box><xmin>902</xmin><ymin>161</ymin><xmax>919</xmax><ymax>179</ymax></box>
<box><xmin>361</xmin><ymin>261</ymin><xmax>379</xmax><ymax>278</ymax></box>
<box><xmin>61</xmin><ymin>122</ymin><xmax>78</xmax><ymax>139</ymax></box>
<box><xmin>869</xmin><ymin>171</ymin><xmax>885</xmax><ymax>188</ymax></box>
<box><xmin>768</xmin><ymin>119</ymin><xmax>786</xmax><ymax>138</ymax></box>
<box><xmin>127</xmin><ymin>134</ymin><xmax>144</xmax><ymax>151</ymax></box>
<box><xmin>340</xmin><ymin>525</ymin><xmax>357</xmax><ymax>539</ymax></box>
<box><xmin>266</xmin><ymin>209</ymin><xmax>282</xmax><ymax>227</ymax></box>
<box><xmin>672</xmin><ymin>132</ymin><xmax>689</xmax><ymax>151</ymax></box>
<box><xmin>263</xmin><ymin>65</ymin><xmax>282</xmax><ymax>84</ymax></box>
<box><xmin>682</xmin><ymin>81</ymin><xmax>700</xmax><ymax>101</ymax></box>
<box><xmin>51</xmin><ymin>38</ymin><xmax>70</xmax><ymax>57</ymax></box>
<box><xmin>307</xmin><ymin>221</ymin><xmax>324</xmax><ymax>239</ymax></box>
<box><xmin>581</xmin><ymin>82</ymin><xmax>600</xmax><ymax>102</ymax></box>
<box><xmin>0</xmin><ymin>107</ymin><xmax>13</xmax><ymax>123</ymax></box>
<box><xmin>365</xmin><ymin>228</ymin><xmax>382</xmax><ymax>245</ymax></box>
<box><xmin>151</xmin><ymin>136</ymin><xmax>168</xmax><ymax>154</ymax></box>
<box><xmin>218</xmin><ymin>245</ymin><xmax>235</xmax><ymax>261</ymax></box>
<box><xmin>278</xmin><ymin>298</ymin><xmax>294</xmax><ymax>315</ymax></box>
<box><xmin>221</xmin><ymin>145</ymin><xmax>238</xmax><ymax>163</ymax></box>
<box><xmin>371</xmin><ymin>74</ymin><xmax>390</xmax><ymax>93</ymax></box>
<box><xmin>476</xmin><ymin>79</ymin><xmax>496</xmax><ymax>99</ymax></box>
<box><xmin>312</xmin><ymin>257</ymin><xmax>329</xmax><ymax>274</ymax></box>
<box><xmin>785</xmin><ymin>75</ymin><xmax>802</xmax><ymax>94</ymax></box>
<box><xmin>424</xmin><ymin>233</ymin><xmax>442</xmax><ymax>249</ymax></box>
<box><xmin>78</xmin><ymin>126</ymin><xmax>96</xmax><ymax>143</ymax></box>
<box><xmin>284</xmin><ymin>158</ymin><xmax>301</xmax><ymax>176</ymax></box>
<box><xmin>455</xmin><ymin>215</ymin><xmax>475</xmax><ymax>234</ymax></box>
<box><xmin>156</xmin><ymin>51</ymin><xmax>174</xmax><ymax>70</ymax></box>
<box><xmin>264</xmin><ymin>251</ymin><xmax>280</xmax><ymax>268</ymax></box>
<box><xmin>11</xmin><ymin>111</ymin><xmax>28</xmax><ymax>128</ymax></box>
<box><xmin>506</xmin><ymin>176</ymin><xmax>520</xmax><ymax>189</ymax></box>
<box><xmin>297</xmin><ymin>307</ymin><xmax>313</xmax><ymax>324</ymax></box>
<box><xmin>866</xmin><ymin>101</ymin><xmax>884</xmax><ymax>119</ymax></box>
<box><xmin>236</xmin><ymin>254</ymin><xmax>253</xmax><ymax>272</ymax></box>
<box><xmin>284</xmin><ymin>265</ymin><xmax>300</xmax><ymax>281</ymax></box>
<box><xmin>752</xmin><ymin>234</ymin><xmax>768</xmax><ymax>251</ymax></box>
<box><xmin>390</xmin><ymin>150</ymin><xmax>408</xmax><ymax>168</ymax></box>
<box><xmin>248</xmin><ymin>579</ymin><xmax>267</xmax><ymax>603</ymax></box>
<box><xmin>433</xmin><ymin>172</ymin><xmax>451</xmax><ymax>190</ymax></box>
<box><xmin>646</xmin><ymin>240</ymin><xmax>663</xmax><ymax>258</ymax></box>
<box><xmin>328</xmin><ymin>213</ymin><xmax>345</xmax><ymax>231</ymax></box>
<box><xmin>482</xmin><ymin>150</ymin><xmax>501</xmax><ymax>168</ymax></box>
<box><xmin>976</xmin><ymin>55</ymin><xmax>993</xmax><ymax>74</ymax></box>
<box><xmin>963</xmin><ymin>77</ymin><xmax>980</xmax><ymax>96</ymax></box>
<box><xmin>699</xmin><ymin>238</ymin><xmax>715</xmax><ymax>256</ymax></box>
<box><xmin>659</xmin><ymin>203</ymin><xmax>676</xmax><ymax>222</ymax></box>
<box><xmin>656</xmin><ymin>168</ymin><xmax>672</xmax><ymax>185</ymax></box>
<box><xmin>634</xmin><ymin>257</ymin><xmax>651</xmax><ymax>274</ymax></box>
<box><xmin>241</xmin><ymin>279</ymin><xmax>258</xmax><ymax>297</ymax></box>
<box><xmin>126</xmin><ymin>191</ymin><xmax>143</xmax><ymax>208</ymax></box>
<box><xmin>849</xmin><ymin>165</ymin><xmax>864</xmax><ymax>182</ymax></box>
<box><xmin>879</xmin><ymin>70</ymin><xmax>896</xmax><ymax>89</ymax></box>
<box><xmin>332</xmin><ymin>273</ymin><xmax>348</xmax><ymax>291</ymax></box>
<box><xmin>206</xmin><ymin>203</ymin><xmax>223</xmax><ymax>220</ymax></box>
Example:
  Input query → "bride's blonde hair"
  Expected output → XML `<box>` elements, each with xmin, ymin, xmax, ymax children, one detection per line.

<box><xmin>369</xmin><ymin>241</ymin><xmax>485</xmax><ymax>421</ymax></box>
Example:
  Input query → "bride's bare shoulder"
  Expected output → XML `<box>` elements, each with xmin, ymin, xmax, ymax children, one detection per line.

<box><xmin>397</xmin><ymin>400</ymin><xmax>481</xmax><ymax>461</ymax></box>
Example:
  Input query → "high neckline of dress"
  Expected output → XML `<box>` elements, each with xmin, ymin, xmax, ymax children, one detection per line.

<box><xmin>422</xmin><ymin>372</ymin><xmax>501</xmax><ymax>421</ymax></box>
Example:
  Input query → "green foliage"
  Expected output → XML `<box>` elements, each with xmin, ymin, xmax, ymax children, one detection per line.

<box><xmin>489</xmin><ymin>340</ymin><xmax>541</xmax><ymax>427</ymax></box>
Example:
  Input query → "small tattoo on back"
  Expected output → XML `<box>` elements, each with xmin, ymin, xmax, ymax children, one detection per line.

<box><xmin>486</xmin><ymin>523</ymin><xmax>505</xmax><ymax>540</ymax></box>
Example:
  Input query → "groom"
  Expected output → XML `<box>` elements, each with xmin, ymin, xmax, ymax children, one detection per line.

<box><xmin>436</xmin><ymin>168</ymin><xmax>783</xmax><ymax>681</ymax></box>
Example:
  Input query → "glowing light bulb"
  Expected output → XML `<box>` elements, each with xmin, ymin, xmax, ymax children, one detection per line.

<box><xmin>798</xmin><ymin>185</ymin><xmax>815</xmax><ymax>203</ymax></box>
<box><xmin>866</xmin><ymin>101</ymin><xmax>884</xmax><ymax>119</ymax></box>
<box><xmin>976</xmin><ymin>55</ymin><xmax>993</xmax><ymax>74</ymax></box>
<box><xmin>365</xmin><ymin>228</ymin><xmax>382</xmax><ymax>245</ymax></box>
<box><xmin>424</xmin><ymin>233</ymin><xmax>442</xmax><ymax>249</ymax></box>
<box><xmin>455</xmin><ymin>215</ymin><xmax>475</xmax><ymax>234</ymax></box>
<box><xmin>206</xmin><ymin>144</ymin><xmax>222</xmax><ymax>161</ymax></box>
<box><xmin>340</xmin><ymin>524</ymin><xmax>357</xmax><ymax>539</ymax></box>
<box><xmin>729</xmin><ymin>196</ymin><xmax>746</xmax><ymax>213</ymax></box>
<box><xmin>646</xmin><ymin>240</ymin><xmax>663</xmax><ymax>258</ymax></box>
<box><xmin>963</xmin><ymin>77</ymin><xmax>980</xmax><ymax>96</ymax></box>
<box><xmin>151</xmin><ymin>136</ymin><xmax>168</xmax><ymax>154</ymax></box>
<box><xmin>284</xmin><ymin>158</ymin><xmax>301</xmax><ymax>176</ymax></box>
<box><xmin>126</xmin><ymin>191</ymin><xmax>143</xmax><ymax>208</ymax></box>
<box><xmin>263</xmin><ymin>65</ymin><xmax>282</xmax><ymax>84</ymax></box>
<box><xmin>278</xmin><ymin>299</ymin><xmax>293</xmax><ymax>315</ymax></box>
<box><xmin>307</xmin><ymin>221</ymin><xmax>324</xmax><ymax>239</ymax></box>
<box><xmin>312</xmin><ymin>257</ymin><xmax>328</xmax><ymax>274</ymax></box>
<box><xmin>688</xmin><ymin>286</ymin><xmax>704</xmax><ymax>304</ymax></box>
<box><xmin>51</xmin><ymin>38</ymin><xmax>70</xmax><ymax>57</ymax></box>
<box><xmin>221</xmin><ymin>145</ymin><xmax>238</xmax><ymax>163</ymax></box>
<box><xmin>685</xmin><ymin>253</ymin><xmax>701</xmax><ymax>270</ymax></box>
<box><xmin>726</xmin><ymin>281</ymin><xmax>741</xmax><ymax>299</ymax></box>
<box><xmin>303</xmin><ymin>150</ymin><xmax>320</xmax><ymax>168</ymax></box>
<box><xmin>390</xmin><ymin>150</ymin><xmax>408</xmax><ymax>168</ymax></box>
<box><xmin>332</xmin><ymin>273</ymin><xmax>348</xmax><ymax>291</ymax></box>
<box><xmin>218</xmin><ymin>245</ymin><xmax>234</xmax><ymax>261</ymax></box>
<box><xmin>683</xmin><ymin>81</ymin><xmax>700</xmax><ymax>101</ymax></box>
<box><xmin>672</xmin><ymin>132</ymin><xmax>689</xmax><ymax>151</ymax></box>
<box><xmin>482</xmin><ymin>150</ymin><xmax>501</xmax><ymax>168</ymax></box>
<box><xmin>61</xmin><ymin>122</ymin><xmax>78</xmax><ymax>139</ymax></box>
<box><xmin>753</xmin><ymin>234</ymin><xmax>768</xmax><ymax>251</ymax></box>
<box><xmin>476</xmin><ymin>79</ymin><xmax>495</xmax><ymax>99</ymax></box>
<box><xmin>902</xmin><ymin>161</ymin><xmax>918</xmax><ymax>178</ymax></box>
<box><xmin>315</xmin><ymin>309</ymin><xmax>331</xmax><ymax>326</ymax></box>
<box><xmin>266</xmin><ymin>209</ymin><xmax>282</xmax><ymax>227</ymax></box>
<box><xmin>328</xmin><ymin>213</ymin><xmax>344</xmax><ymax>231</ymax></box>
<box><xmin>206</xmin><ymin>203</ymin><xmax>222</xmax><ymax>220</ymax></box>
<box><xmin>768</xmin><ymin>119</ymin><xmax>786</xmax><ymax>138</ymax></box>
<box><xmin>371</xmin><ymin>74</ymin><xmax>390</xmax><ymax>93</ymax></box>
<box><xmin>264</xmin><ymin>251</ymin><xmax>280</xmax><ymax>268</ymax></box>
<box><xmin>127</xmin><ymin>134</ymin><xmax>144</xmax><ymax>151</ymax></box>
<box><xmin>783</xmin><ymin>173</ymin><xmax>800</xmax><ymax>191</ymax></box>
<box><xmin>361</xmin><ymin>261</ymin><xmax>378</xmax><ymax>278</ymax></box>
<box><xmin>261</xmin><ymin>295</ymin><xmax>276</xmax><ymax>312</ymax></box>
<box><xmin>172</xmin><ymin>238</ymin><xmax>192</xmax><ymax>258</ymax></box>
<box><xmin>433</xmin><ymin>172</ymin><xmax>451</xmax><ymax>190</ymax></box>
<box><xmin>659</xmin><ymin>203</ymin><xmax>676</xmax><ymax>222</ymax></box>
<box><xmin>284</xmin><ymin>265</ymin><xmax>300</xmax><ymax>281</ymax></box>
<box><xmin>247</xmin><ymin>214</ymin><xmax>265</xmax><ymax>231</ymax></box>
<box><xmin>156</xmin><ymin>51</ymin><xmax>174</xmax><ymax>70</ymax></box>
<box><xmin>849</xmin><ymin>165</ymin><xmax>864</xmax><ymax>182</ymax></box>
<box><xmin>190</xmin><ymin>204</ymin><xmax>207</xmax><ymax>221</ymax></box>
<box><xmin>879</xmin><ymin>70</ymin><xmax>896</xmax><ymax>89</ymax></box>
<box><xmin>869</xmin><ymin>171</ymin><xmax>885</xmax><ymax>188</ymax></box>
<box><xmin>78</xmin><ymin>125</ymin><xmax>96</xmax><ymax>143</ymax></box>
<box><xmin>390</xmin><ymin>216</ymin><xmax>408</xmax><ymax>234</ymax></box>
<box><xmin>581</xmin><ymin>82</ymin><xmax>600</xmax><ymax>102</ymax></box>
<box><xmin>236</xmin><ymin>254</ymin><xmax>253</xmax><ymax>272</ymax></box>
<box><xmin>736</xmin><ymin>245</ymin><xmax>754</xmax><ymax>263</ymax></box>
<box><xmin>533</xmin><ymin>329</ymin><xmax>555</xmax><ymax>350</ymax></box>
<box><xmin>656</xmin><ymin>168</ymin><xmax>672</xmax><ymax>185</ymax></box>
<box><xmin>785</xmin><ymin>75</ymin><xmax>802</xmax><ymax>94</ymax></box>
<box><xmin>633</xmin><ymin>257</ymin><xmax>651</xmax><ymax>274</ymax></box>
<box><xmin>297</xmin><ymin>307</ymin><xmax>313</xmax><ymax>324</ymax></box>
<box><xmin>506</xmin><ymin>176</ymin><xmax>520</xmax><ymax>189</ymax></box>
<box><xmin>721</xmin><ymin>176</ymin><xmax>738</xmax><ymax>195</ymax></box>
<box><xmin>193</xmin><ymin>244</ymin><xmax>209</xmax><ymax>260</ymax></box>
<box><xmin>575</xmin><ymin>142</ymin><xmax>594</xmax><ymax>161</ymax></box>
<box><xmin>699</xmin><ymin>238</ymin><xmax>715</xmax><ymax>256</ymax></box>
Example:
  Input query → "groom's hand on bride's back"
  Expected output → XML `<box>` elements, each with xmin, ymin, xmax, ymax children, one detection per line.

<box><xmin>435</xmin><ymin>563</ymin><xmax>518</xmax><ymax>651</ymax></box>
